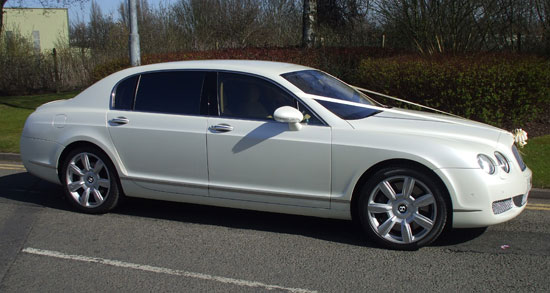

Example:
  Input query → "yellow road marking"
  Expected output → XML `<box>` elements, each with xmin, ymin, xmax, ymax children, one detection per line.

<box><xmin>0</xmin><ymin>163</ymin><xmax>24</xmax><ymax>167</ymax></box>
<box><xmin>0</xmin><ymin>167</ymin><xmax>26</xmax><ymax>171</ymax></box>
<box><xmin>0</xmin><ymin>164</ymin><xmax>26</xmax><ymax>171</ymax></box>
<box><xmin>528</xmin><ymin>203</ymin><xmax>550</xmax><ymax>207</ymax></box>
<box><xmin>526</xmin><ymin>202</ymin><xmax>550</xmax><ymax>211</ymax></box>
<box><xmin>526</xmin><ymin>207</ymin><xmax>550</xmax><ymax>211</ymax></box>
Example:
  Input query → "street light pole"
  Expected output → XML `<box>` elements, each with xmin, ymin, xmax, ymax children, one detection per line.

<box><xmin>128</xmin><ymin>0</ymin><xmax>141</xmax><ymax>66</ymax></box>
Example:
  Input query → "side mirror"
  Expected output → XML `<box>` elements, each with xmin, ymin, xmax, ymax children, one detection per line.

<box><xmin>274</xmin><ymin>106</ymin><xmax>304</xmax><ymax>131</ymax></box>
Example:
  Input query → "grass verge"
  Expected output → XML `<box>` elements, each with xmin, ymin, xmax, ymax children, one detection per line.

<box><xmin>0</xmin><ymin>92</ymin><xmax>548</xmax><ymax>188</ymax></box>
<box><xmin>522</xmin><ymin>135</ymin><xmax>550</xmax><ymax>189</ymax></box>
<box><xmin>0</xmin><ymin>92</ymin><xmax>76</xmax><ymax>153</ymax></box>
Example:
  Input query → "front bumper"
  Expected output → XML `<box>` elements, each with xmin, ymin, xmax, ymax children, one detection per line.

<box><xmin>435</xmin><ymin>166</ymin><xmax>532</xmax><ymax>228</ymax></box>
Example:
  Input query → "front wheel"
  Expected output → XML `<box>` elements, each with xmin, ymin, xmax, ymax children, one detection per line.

<box><xmin>60</xmin><ymin>147</ymin><xmax>121</xmax><ymax>214</ymax></box>
<box><xmin>358</xmin><ymin>167</ymin><xmax>448</xmax><ymax>250</ymax></box>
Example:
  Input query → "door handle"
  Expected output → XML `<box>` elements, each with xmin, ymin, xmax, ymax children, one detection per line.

<box><xmin>209</xmin><ymin>123</ymin><xmax>234</xmax><ymax>133</ymax></box>
<box><xmin>110</xmin><ymin>117</ymin><xmax>129</xmax><ymax>125</ymax></box>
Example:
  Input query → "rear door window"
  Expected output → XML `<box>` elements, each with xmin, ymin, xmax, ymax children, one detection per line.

<box><xmin>112</xmin><ymin>75</ymin><xmax>138</xmax><ymax>110</ymax></box>
<box><xmin>134</xmin><ymin>71</ymin><xmax>205</xmax><ymax>115</ymax></box>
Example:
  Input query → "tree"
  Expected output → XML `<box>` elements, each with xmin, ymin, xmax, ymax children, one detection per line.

<box><xmin>302</xmin><ymin>0</ymin><xmax>316</xmax><ymax>47</ymax></box>
<box><xmin>0</xmin><ymin>0</ymin><xmax>9</xmax><ymax>34</ymax></box>
<box><xmin>316</xmin><ymin>0</ymin><xmax>375</xmax><ymax>46</ymax></box>
<box><xmin>534</xmin><ymin>0</ymin><xmax>550</xmax><ymax>53</ymax></box>
<box><xmin>377</xmin><ymin>0</ymin><xmax>492</xmax><ymax>54</ymax></box>
<box><xmin>1</xmin><ymin>0</ymin><xmax>88</xmax><ymax>34</ymax></box>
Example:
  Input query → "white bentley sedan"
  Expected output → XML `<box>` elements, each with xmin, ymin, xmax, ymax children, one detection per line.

<box><xmin>20</xmin><ymin>60</ymin><xmax>532</xmax><ymax>250</ymax></box>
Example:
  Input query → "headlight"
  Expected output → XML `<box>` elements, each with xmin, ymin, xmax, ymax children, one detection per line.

<box><xmin>494</xmin><ymin>152</ymin><xmax>510</xmax><ymax>173</ymax></box>
<box><xmin>477</xmin><ymin>154</ymin><xmax>496</xmax><ymax>174</ymax></box>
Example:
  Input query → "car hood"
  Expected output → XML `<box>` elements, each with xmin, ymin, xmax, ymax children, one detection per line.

<box><xmin>347</xmin><ymin>107</ymin><xmax>510</xmax><ymax>148</ymax></box>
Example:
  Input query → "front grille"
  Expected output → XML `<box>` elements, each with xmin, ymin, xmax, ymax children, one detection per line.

<box><xmin>512</xmin><ymin>145</ymin><xmax>527</xmax><ymax>171</ymax></box>
<box><xmin>492</xmin><ymin>198</ymin><xmax>513</xmax><ymax>215</ymax></box>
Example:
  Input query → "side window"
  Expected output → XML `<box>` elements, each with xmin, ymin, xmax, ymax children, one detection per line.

<box><xmin>134</xmin><ymin>71</ymin><xmax>205</xmax><ymax>115</ymax></box>
<box><xmin>297</xmin><ymin>104</ymin><xmax>323</xmax><ymax>125</ymax></box>
<box><xmin>218</xmin><ymin>73</ymin><xmax>295</xmax><ymax>120</ymax></box>
<box><xmin>112</xmin><ymin>75</ymin><xmax>138</xmax><ymax>110</ymax></box>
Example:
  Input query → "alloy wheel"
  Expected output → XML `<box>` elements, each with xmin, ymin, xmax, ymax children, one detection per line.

<box><xmin>65</xmin><ymin>152</ymin><xmax>111</xmax><ymax>208</ymax></box>
<box><xmin>366</xmin><ymin>175</ymin><xmax>437</xmax><ymax>244</ymax></box>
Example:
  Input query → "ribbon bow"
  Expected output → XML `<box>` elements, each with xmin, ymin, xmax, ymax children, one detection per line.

<box><xmin>513</xmin><ymin>129</ymin><xmax>528</xmax><ymax>148</ymax></box>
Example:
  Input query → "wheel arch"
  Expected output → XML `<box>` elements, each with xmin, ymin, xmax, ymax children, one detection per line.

<box><xmin>57</xmin><ymin>140</ymin><xmax>121</xmax><ymax>183</ymax></box>
<box><xmin>350</xmin><ymin>159</ymin><xmax>453</xmax><ymax>226</ymax></box>
<box><xmin>58</xmin><ymin>140</ymin><xmax>125</xmax><ymax>213</ymax></box>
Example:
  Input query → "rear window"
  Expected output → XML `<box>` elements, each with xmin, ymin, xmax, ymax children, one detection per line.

<box><xmin>112</xmin><ymin>75</ymin><xmax>138</xmax><ymax>110</ymax></box>
<box><xmin>134</xmin><ymin>71</ymin><xmax>205</xmax><ymax>115</ymax></box>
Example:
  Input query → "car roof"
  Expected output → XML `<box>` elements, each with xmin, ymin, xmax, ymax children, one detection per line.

<box><xmin>116</xmin><ymin>60</ymin><xmax>313</xmax><ymax>78</ymax></box>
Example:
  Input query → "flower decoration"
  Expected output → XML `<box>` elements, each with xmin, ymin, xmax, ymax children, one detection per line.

<box><xmin>513</xmin><ymin>128</ymin><xmax>528</xmax><ymax>148</ymax></box>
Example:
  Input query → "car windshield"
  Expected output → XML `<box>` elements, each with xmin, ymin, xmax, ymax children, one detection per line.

<box><xmin>281</xmin><ymin>70</ymin><xmax>374</xmax><ymax>105</ymax></box>
<box><xmin>315</xmin><ymin>100</ymin><xmax>381</xmax><ymax>120</ymax></box>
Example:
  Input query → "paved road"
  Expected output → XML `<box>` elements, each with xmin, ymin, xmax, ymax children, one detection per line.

<box><xmin>1</xmin><ymin>161</ymin><xmax>549</xmax><ymax>292</ymax></box>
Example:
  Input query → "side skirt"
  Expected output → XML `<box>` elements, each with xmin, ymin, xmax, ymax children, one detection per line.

<box><xmin>120</xmin><ymin>178</ymin><xmax>351</xmax><ymax>220</ymax></box>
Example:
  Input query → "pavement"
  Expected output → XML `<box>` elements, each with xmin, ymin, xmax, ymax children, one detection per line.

<box><xmin>2</xmin><ymin>152</ymin><xmax>548</xmax><ymax>199</ymax></box>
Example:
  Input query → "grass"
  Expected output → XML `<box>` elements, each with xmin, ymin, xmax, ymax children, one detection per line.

<box><xmin>522</xmin><ymin>135</ymin><xmax>550</xmax><ymax>189</ymax></box>
<box><xmin>0</xmin><ymin>92</ymin><xmax>77</xmax><ymax>153</ymax></box>
<box><xmin>0</xmin><ymin>92</ymin><xmax>549</xmax><ymax>188</ymax></box>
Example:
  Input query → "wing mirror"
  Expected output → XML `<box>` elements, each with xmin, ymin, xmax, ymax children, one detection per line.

<box><xmin>274</xmin><ymin>106</ymin><xmax>303</xmax><ymax>131</ymax></box>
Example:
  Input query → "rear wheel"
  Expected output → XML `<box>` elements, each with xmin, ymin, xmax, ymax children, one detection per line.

<box><xmin>60</xmin><ymin>147</ymin><xmax>121</xmax><ymax>214</ymax></box>
<box><xmin>358</xmin><ymin>167</ymin><xmax>448</xmax><ymax>250</ymax></box>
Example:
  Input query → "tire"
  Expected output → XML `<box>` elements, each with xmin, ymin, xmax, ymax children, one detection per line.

<box><xmin>60</xmin><ymin>146</ymin><xmax>121</xmax><ymax>214</ymax></box>
<box><xmin>358</xmin><ymin>167</ymin><xmax>448</xmax><ymax>250</ymax></box>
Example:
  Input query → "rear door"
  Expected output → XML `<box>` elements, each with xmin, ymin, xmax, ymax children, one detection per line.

<box><xmin>107</xmin><ymin>71</ymin><xmax>209</xmax><ymax>196</ymax></box>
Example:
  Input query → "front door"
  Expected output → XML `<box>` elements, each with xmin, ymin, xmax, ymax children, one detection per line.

<box><xmin>206</xmin><ymin>72</ymin><xmax>331</xmax><ymax>208</ymax></box>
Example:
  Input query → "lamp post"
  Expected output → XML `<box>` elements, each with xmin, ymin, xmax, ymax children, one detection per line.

<box><xmin>128</xmin><ymin>0</ymin><xmax>140</xmax><ymax>66</ymax></box>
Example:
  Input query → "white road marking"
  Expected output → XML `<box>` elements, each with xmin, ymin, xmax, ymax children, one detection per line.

<box><xmin>22</xmin><ymin>247</ymin><xmax>317</xmax><ymax>293</ymax></box>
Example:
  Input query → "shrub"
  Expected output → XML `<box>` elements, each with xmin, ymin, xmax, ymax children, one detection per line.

<box><xmin>0</xmin><ymin>32</ymin><xmax>105</xmax><ymax>95</ymax></box>
<box><xmin>142</xmin><ymin>47</ymin><xmax>400</xmax><ymax>72</ymax></box>
<box><xmin>0</xmin><ymin>33</ymin><xmax>55</xmax><ymax>95</ymax></box>
<box><xmin>90</xmin><ymin>58</ymin><xmax>130</xmax><ymax>83</ymax></box>
<box><xmin>357</xmin><ymin>54</ymin><xmax>550</xmax><ymax>128</ymax></box>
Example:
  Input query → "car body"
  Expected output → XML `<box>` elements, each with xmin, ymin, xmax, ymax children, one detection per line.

<box><xmin>20</xmin><ymin>60</ymin><xmax>532</xmax><ymax>249</ymax></box>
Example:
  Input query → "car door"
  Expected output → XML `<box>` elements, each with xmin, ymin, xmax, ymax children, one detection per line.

<box><xmin>107</xmin><ymin>71</ymin><xmax>209</xmax><ymax>196</ymax></box>
<box><xmin>206</xmin><ymin>72</ymin><xmax>332</xmax><ymax>208</ymax></box>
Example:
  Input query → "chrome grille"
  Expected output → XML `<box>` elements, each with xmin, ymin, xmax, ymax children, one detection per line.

<box><xmin>492</xmin><ymin>198</ymin><xmax>513</xmax><ymax>215</ymax></box>
<box><xmin>512</xmin><ymin>145</ymin><xmax>527</xmax><ymax>171</ymax></box>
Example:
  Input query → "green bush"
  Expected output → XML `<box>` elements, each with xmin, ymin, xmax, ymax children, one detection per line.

<box><xmin>0</xmin><ymin>33</ymin><xmax>56</xmax><ymax>95</ymax></box>
<box><xmin>357</xmin><ymin>54</ymin><xmax>550</xmax><ymax>128</ymax></box>
<box><xmin>81</xmin><ymin>49</ymin><xmax>550</xmax><ymax>132</ymax></box>
<box><xmin>90</xmin><ymin>58</ymin><xmax>130</xmax><ymax>83</ymax></box>
<box><xmin>141</xmin><ymin>47</ymin><xmax>400</xmax><ymax>80</ymax></box>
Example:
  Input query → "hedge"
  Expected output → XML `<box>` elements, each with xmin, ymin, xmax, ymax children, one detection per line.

<box><xmin>89</xmin><ymin>49</ymin><xmax>550</xmax><ymax>130</ymax></box>
<box><xmin>356</xmin><ymin>54</ymin><xmax>550</xmax><ymax>128</ymax></box>
<box><xmin>90</xmin><ymin>47</ymin><xmax>401</xmax><ymax>83</ymax></box>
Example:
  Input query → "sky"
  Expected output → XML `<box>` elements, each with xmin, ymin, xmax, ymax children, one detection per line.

<box><xmin>6</xmin><ymin>0</ymin><xmax>176</xmax><ymax>24</ymax></box>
